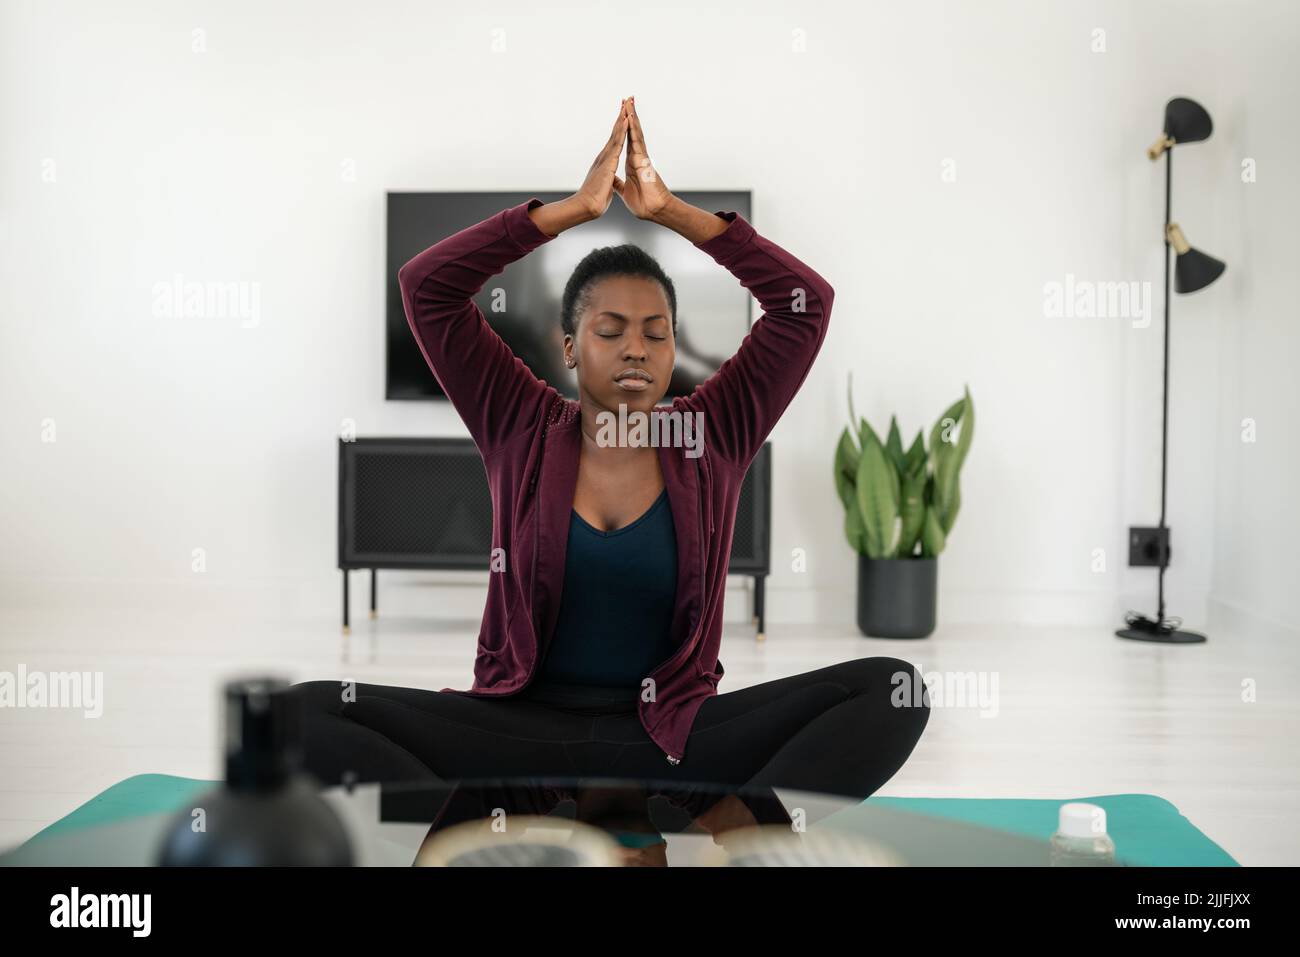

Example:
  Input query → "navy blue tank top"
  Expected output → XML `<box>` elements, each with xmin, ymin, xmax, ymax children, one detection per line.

<box><xmin>534</xmin><ymin>488</ymin><xmax>678</xmax><ymax>690</ymax></box>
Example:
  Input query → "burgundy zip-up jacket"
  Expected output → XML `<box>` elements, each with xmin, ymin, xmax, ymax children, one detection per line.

<box><xmin>397</xmin><ymin>197</ymin><xmax>834</xmax><ymax>765</ymax></box>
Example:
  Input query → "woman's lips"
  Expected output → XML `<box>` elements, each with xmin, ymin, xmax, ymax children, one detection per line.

<box><xmin>615</xmin><ymin>377</ymin><xmax>650</xmax><ymax>391</ymax></box>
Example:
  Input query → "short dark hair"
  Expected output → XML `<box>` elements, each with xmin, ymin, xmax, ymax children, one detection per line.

<box><xmin>561</xmin><ymin>244</ymin><xmax>677</xmax><ymax>338</ymax></box>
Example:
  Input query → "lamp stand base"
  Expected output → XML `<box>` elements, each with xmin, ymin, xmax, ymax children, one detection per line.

<box><xmin>1115</xmin><ymin>612</ymin><xmax>1206</xmax><ymax>644</ymax></box>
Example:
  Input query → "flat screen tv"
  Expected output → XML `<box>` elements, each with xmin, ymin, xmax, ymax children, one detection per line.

<box><xmin>386</xmin><ymin>191</ymin><xmax>753</xmax><ymax>401</ymax></box>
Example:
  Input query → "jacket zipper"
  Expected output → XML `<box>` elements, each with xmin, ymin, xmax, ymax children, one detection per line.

<box><xmin>659</xmin><ymin>450</ymin><xmax>713</xmax><ymax>766</ymax></box>
<box><xmin>703</xmin><ymin>451</ymin><xmax>715</xmax><ymax>536</ymax></box>
<box><xmin>519</xmin><ymin>403</ymin><xmax>554</xmax><ymax>693</ymax></box>
<box><xmin>528</xmin><ymin>453</ymin><xmax>541</xmax><ymax>495</ymax></box>
<box><xmin>526</xmin><ymin>396</ymin><xmax>559</xmax><ymax>497</ymax></box>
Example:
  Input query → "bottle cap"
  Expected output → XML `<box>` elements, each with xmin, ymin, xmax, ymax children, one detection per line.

<box><xmin>223</xmin><ymin>676</ymin><xmax>301</xmax><ymax>791</ymax></box>
<box><xmin>1058</xmin><ymin>801</ymin><xmax>1107</xmax><ymax>839</ymax></box>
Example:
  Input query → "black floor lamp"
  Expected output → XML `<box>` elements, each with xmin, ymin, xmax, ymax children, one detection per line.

<box><xmin>1118</xmin><ymin>97</ymin><xmax>1227</xmax><ymax>645</ymax></box>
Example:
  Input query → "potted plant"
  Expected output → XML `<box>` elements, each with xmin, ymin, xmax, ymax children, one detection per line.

<box><xmin>833</xmin><ymin>376</ymin><xmax>974</xmax><ymax>639</ymax></box>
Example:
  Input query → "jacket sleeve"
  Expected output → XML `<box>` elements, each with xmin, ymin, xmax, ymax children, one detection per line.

<box><xmin>680</xmin><ymin>211</ymin><xmax>835</xmax><ymax>468</ymax></box>
<box><xmin>397</xmin><ymin>197</ymin><xmax>559</xmax><ymax>458</ymax></box>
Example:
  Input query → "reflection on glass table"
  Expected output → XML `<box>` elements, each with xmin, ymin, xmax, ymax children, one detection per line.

<box><xmin>0</xmin><ymin>775</ymin><xmax>1129</xmax><ymax>867</ymax></box>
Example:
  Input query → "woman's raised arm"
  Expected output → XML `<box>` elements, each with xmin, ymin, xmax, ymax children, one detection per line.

<box><xmin>618</xmin><ymin>98</ymin><xmax>836</xmax><ymax>469</ymax></box>
<box><xmin>398</xmin><ymin>198</ymin><xmax>558</xmax><ymax>457</ymax></box>
<box><xmin>673</xmin><ymin>203</ymin><xmax>835</xmax><ymax>469</ymax></box>
<box><xmin>397</xmin><ymin>100</ymin><xmax>633</xmax><ymax>457</ymax></box>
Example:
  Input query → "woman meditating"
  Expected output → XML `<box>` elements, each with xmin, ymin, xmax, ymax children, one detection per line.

<box><xmin>289</xmin><ymin>97</ymin><xmax>930</xmax><ymax>829</ymax></box>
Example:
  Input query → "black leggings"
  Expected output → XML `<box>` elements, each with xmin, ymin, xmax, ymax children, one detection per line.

<box><xmin>286</xmin><ymin>656</ymin><xmax>931</xmax><ymax>802</ymax></box>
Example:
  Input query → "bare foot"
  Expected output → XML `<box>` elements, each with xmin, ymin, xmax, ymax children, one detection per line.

<box><xmin>618</xmin><ymin>840</ymin><xmax>668</xmax><ymax>866</ymax></box>
<box><xmin>694</xmin><ymin>794</ymin><xmax>760</xmax><ymax>844</ymax></box>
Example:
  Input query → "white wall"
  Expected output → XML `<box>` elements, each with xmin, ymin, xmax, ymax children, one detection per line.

<box><xmin>2</xmin><ymin>0</ymin><xmax>1296</xmax><ymax>635</ymax></box>
<box><xmin>1199</xmin><ymin>3</ymin><xmax>1300</xmax><ymax>638</ymax></box>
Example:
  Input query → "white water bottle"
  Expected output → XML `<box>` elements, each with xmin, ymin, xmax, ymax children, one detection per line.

<box><xmin>1050</xmin><ymin>802</ymin><xmax>1116</xmax><ymax>866</ymax></box>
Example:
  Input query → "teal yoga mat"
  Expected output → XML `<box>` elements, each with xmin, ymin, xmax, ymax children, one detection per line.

<box><xmin>18</xmin><ymin>774</ymin><xmax>1239</xmax><ymax>866</ymax></box>
<box><xmin>866</xmin><ymin>793</ymin><xmax>1238</xmax><ymax>866</ymax></box>
<box><xmin>25</xmin><ymin>774</ymin><xmax>218</xmax><ymax>841</ymax></box>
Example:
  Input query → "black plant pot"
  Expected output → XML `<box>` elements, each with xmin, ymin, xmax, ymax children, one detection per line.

<box><xmin>856</xmin><ymin>555</ymin><xmax>937</xmax><ymax>639</ymax></box>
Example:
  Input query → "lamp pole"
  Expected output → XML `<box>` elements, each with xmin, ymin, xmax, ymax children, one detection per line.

<box><xmin>1157</xmin><ymin>146</ymin><xmax>1171</xmax><ymax>625</ymax></box>
<box><xmin>1118</xmin><ymin>98</ymin><xmax>1222</xmax><ymax>644</ymax></box>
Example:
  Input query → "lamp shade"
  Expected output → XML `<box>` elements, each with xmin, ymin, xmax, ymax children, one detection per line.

<box><xmin>1163</xmin><ymin>97</ymin><xmax>1213</xmax><ymax>146</ymax></box>
<box><xmin>1147</xmin><ymin>97</ymin><xmax>1214</xmax><ymax>160</ymax></box>
<box><xmin>1174</xmin><ymin>248</ymin><xmax>1227</xmax><ymax>293</ymax></box>
<box><xmin>1166</xmin><ymin>223</ymin><xmax>1226</xmax><ymax>293</ymax></box>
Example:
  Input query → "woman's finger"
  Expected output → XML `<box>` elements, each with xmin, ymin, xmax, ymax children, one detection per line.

<box><xmin>628</xmin><ymin>97</ymin><xmax>648</xmax><ymax>157</ymax></box>
<box><xmin>603</xmin><ymin>121</ymin><xmax>629</xmax><ymax>170</ymax></box>
<box><xmin>607</xmin><ymin>98</ymin><xmax>629</xmax><ymax>148</ymax></box>
<box><xmin>624</xmin><ymin>100</ymin><xmax>656</xmax><ymax>184</ymax></box>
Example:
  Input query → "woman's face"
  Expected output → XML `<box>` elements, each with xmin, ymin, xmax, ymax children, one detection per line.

<box><xmin>565</xmin><ymin>275</ymin><xmax>674</xmax><ymax>415</ymax></box>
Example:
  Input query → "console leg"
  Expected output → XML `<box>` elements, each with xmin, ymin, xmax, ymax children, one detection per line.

<box><xmin>370</xmin><ymin>569</ymin><xmax>378</xmax><ymax>619</ymax></box>
<box><xmin>754</xmin><ymin>575</ymin><xmax>766</xmax><ymax>641</ymax></box>
<box><xmin>342</xmin><ymin>570</ymin><xmax>351</xmax><ymax>636</ymax></box>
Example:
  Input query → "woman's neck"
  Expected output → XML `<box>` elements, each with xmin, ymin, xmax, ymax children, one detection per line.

<box><xmin>577</xmin><ymin>397</ymin><xmax>658</xmax><ymax>463</ymax></box>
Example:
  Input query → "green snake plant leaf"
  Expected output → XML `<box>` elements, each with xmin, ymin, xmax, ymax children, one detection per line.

<box><xmin>857</xmin><ymin>415</ymin><xmax>899</xmax><ymax>512</ymax></box>
<box><xmin>855</xmin><ymin>430</ymin><xmax>898</xmax><ymax>559</ymax></box>
<box><xmin>904</xmin><ymin>429</ymin><xmax>926</xmax><ymax>477</ymax></box>
<box><xmin>931</xmin><ymin>436</ymin><xmax>952</xmax><ymax>527</ymax></box>
<box><xmin>843</xmin><ymin>493</ymin><xmax>866</xmax><ymax>553</ymax></box>
<box><xmin>934</xmin><ymin>385</ymin><xmax>974</xmax><ymax>534</ymax></box>
<box><xmin>928</xmin><ymin>397</ymin><xmax>964</xmax><ymax>464</ymax></box>
<box><xmin>834</xmin><ymin>426</ymin><xmax>859</xmax><ymax>512</ymax></box>
<box><xmin>928</xmin><ymin>396</ymin><xmax>965</xmax><ymax>518</ymax></box>
<box><xmin>885</xmin><ymin>416</ymin><xmax>908</xmax><ymax>476</ymax></box>
<box><xmin>887</xmin><ymin>452</ymin><xmax>901</xmax><ymax>514</ymax></box>
<box><xmin>920</xmin><ymin>503</ymin><xmax>947</xmax><ymax>557</ymax></box>
<box><xmin>956</xmin><ymin>384</ymin><xmax>975</xmax><ymax>468</ymax></box>
<box><xmin>941</xmin><ymin>474</ymin><xmax>963</xmax><ymax>536</ymax></box>
<box><xmin>897</xmin><ymin>468</ymin><xmax>928</xmax><ymax>557</ymax></box>
<box><xmin>858</xmin><ymin>416</ymin><xmax>882</xmax><ymax>456</ymax></box>
<box><xmin>886</xmin><ymin>420</ymin><xmax>906</xmax><ymax>521</ymax></box>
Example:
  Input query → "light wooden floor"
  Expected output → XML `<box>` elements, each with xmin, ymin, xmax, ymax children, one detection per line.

<box><xmin>1</xmin><ymin>585</ymin><xmax>1296</xmax><ymax>865</ymax></box>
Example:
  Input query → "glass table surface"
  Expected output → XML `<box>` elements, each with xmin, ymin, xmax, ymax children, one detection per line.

<box><xmin>0</xmin><ymin>776</ymin><xmax>1124</xmax><ymax>867</ymax></box>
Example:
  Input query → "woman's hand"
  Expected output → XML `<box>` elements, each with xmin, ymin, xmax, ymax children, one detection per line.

<box><xmin>615</xmin><ymin>97</ymin><xmax>674</xmax><ymax>221</ymax></box>
<box><xmin>571</xmin><ymin>98</ymin><xmax>632</xmax><ymax>222</ymax></box>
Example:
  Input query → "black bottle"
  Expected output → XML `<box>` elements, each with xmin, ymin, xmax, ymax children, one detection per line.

<box><xmin>157</xmin><ymin>676</ymin><xmax>354</xmax><ymax>866</ymax></box>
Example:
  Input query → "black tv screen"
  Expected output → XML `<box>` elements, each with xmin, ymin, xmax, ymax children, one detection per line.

<box><xmin>386</xmin><ymin>191</ymin><xmax>753</xmax><ymax>401</ymax></box>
